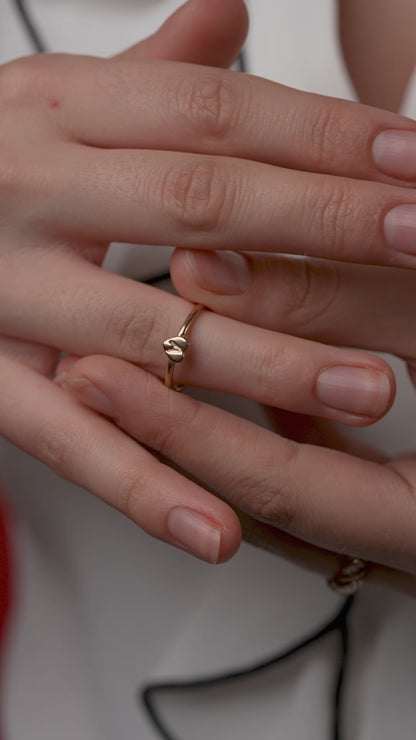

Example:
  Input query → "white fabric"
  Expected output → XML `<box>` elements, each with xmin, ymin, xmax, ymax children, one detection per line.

<box><xmin>1</xmin><ymin>1</ymin><xmax>416</xmax><ymax>738</ymax></box>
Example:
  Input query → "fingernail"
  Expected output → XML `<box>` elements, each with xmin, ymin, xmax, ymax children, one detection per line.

<box><xmin>185</xmin><ymin>250</ymin><xmax>250</xmax><ymax>295</ymax></box>
<box><xmin>315</xmin><ymin>367</ymin><xmax>391</xmax><ymax>417</ymax></box>
<box><xmin>59</xmin><ymin>377</ymin><xmax>116</xmax><ymax>418</ymax></box>
<box><xmin>167</xmin><ymin>507</ymin><xmax>222</xmax><ymax>564</ymax></box>
<box><xmin>384</xmin><ymin>204</ymin><xmax>416</xmax><ymax>256</ymax></box>
<box><xmin>373</xmin><ymin>130</ymin><xmax>416</xmax><ymax>181</ymax></box>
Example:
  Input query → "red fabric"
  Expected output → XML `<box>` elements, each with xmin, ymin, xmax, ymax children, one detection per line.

<box><xmin>0</xmin><ymin>490</ymin><xmax>12</xmax><ymax>740</ymax></box>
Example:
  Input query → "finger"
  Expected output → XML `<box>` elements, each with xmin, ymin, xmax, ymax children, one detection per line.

<box><xmin>3</xmin><ymin>250</ymin><xmax>394</xmax><ymax>425</ymax></box>
<box><xmin>34</xmin><ymin>55</ymin><xmax>416</xmax><ymax>186</ymax></box>
<box><xmin>0</xmin><ymin>354</ymin><xmax>241</xmax><ymax>563</ymax></box>
<box><xmin>58</xmin><ymin>356</ymin><xmax>416</xmax><ymax>575</ymax></box>
<box><xmin>264</xmin><ymin>407</ymin><xmax>388</xmax><ymax>464</ymax></box>
<box><xmin>32</xmin><ymin>144</ymin><xmax>416</xmax><ymax>269</ymax></box>
<box><xmin>0</xmin><ymin>336</ymin><xmax>58</xmax><ymax>376</ymax></box>
<box><xmin>54</xmin><ymin>354</ymin><xmax>82</xmax><ymax>378</ymax></box>
<box><xmin>239</xmin><ymin>514</ymin><xmax>416</xmax><ymax>598</ymax></box>
<box><xmin>115</xmin><ymin>0</ymin><xmax>249</xmax><ymax>68</ymax></box>
<box><xmin>171</xmin><ymin>250</ymin><xmax>416</xmax><ymax>359</ymax></box>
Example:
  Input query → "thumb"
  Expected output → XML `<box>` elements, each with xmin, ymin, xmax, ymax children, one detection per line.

<box><xmin>114</xmin><ymin>0</ymin><xmax>249</xmax><ymax>68</ymax></box>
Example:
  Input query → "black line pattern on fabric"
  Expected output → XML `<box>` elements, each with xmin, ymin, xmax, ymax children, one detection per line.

<box><xmin>11</xmin><ymin>0</ymin><xmax>46</xmax><ymax>52</ymax></box>
<box><xmin>139</xmin><ymin>596</ymin><xmax>354</xmax><ymax>740</ymax></box>
<box><xmin>9</xmin><ymin>4</ymin><xmax>355</xmax><ymax>739</ymax></box>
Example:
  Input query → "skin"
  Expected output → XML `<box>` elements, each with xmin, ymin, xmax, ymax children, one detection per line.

<box><xmin>339</xmin><ymin>0</ymin><xmax>416</xmax><ymax>112</ymax></box>
<box><xmin>3</xmin><ymin>0</ymin><xmax>416</xmax><ymax>584</ymax></box>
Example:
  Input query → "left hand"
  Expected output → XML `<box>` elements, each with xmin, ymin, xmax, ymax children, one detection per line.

<box><xmin>54</xmin><ymin>248</ymin><xmax>416</xmax><ymax>585</ymax></box>
<box><xmin>54</xmin><ymin>342</ymin><xmax>416</xmax><ymax>590</ymax></box>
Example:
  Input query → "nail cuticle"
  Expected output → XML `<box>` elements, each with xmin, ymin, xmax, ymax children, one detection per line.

<box><xmin>315</xmin><ymin>366</ymin><xmax>391</xmax><ymax>418</ymax></box>
<box><xmin>384</xmin><ymin>204</ymin><xmax>416</xmax><ymax>256</ymax></box>
<box><xmin>373</xmin><ymin>129</ymin><xmax>416</xmax><ymax>182</ymax></box>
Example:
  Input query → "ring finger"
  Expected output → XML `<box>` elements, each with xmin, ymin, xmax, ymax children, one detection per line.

<box><xmin>1</xmin><ymin>248</ymin><xmax>394</xmax><ymax>425</ymax></box>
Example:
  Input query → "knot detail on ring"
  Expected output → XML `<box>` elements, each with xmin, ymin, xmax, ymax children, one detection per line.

<box><xmin>328</xmin><ymin>556</ymin><xmax>369</xmax><ymax>595</ymax></box>
<box><xmin>163</xmin><ymin>304</ymin><xmax>205</xmax><ymax>391</ymax></box>
<box><xmin>163</xmin><ymin>336</ymin><xmax>189</xmax><ymax>363</ymax></box>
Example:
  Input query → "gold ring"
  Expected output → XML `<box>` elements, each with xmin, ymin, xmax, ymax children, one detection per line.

<box><xmin>163</xmin><ymin>304</ymin><xmax>205</xmax><ymax>392</ymax></box>
<box><xmin>328</xmin><ymin>556</ymin><xmax>369</xmax><ymax>595</ymax></box>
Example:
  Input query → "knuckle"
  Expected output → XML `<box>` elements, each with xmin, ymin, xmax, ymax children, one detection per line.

<box><xmin>107</xmin><ymin>302</ymin><xmax>165</xmax><ymax>367</ymax></box>
<box><xmin>237</xmin><ymin>458</ymin><xmax>297</xmax><ymax>531</ymax></box>
<box><xmin>160</xmin><ymin>159</ymin><xmax>230</xmax><ymax>233</ymax></box>
<box><xmin>0</xmin><ymin>58</ymin><xmax>38</xmax><ymax>106</ymax></box>
<box><xmin>301</xmin><ymin>103</ymin><xmax>341</xmax><ymax>168</ymax></box>
<box><xmin>251</xmin><ymin>443</ymin><xmax>299</xmax><ymax>529</ymax></box>
<box><xmin>32</xmin><ymin>422</ymin><xmax>76</xmax><ymax>478</ymax></box>
<box><xmin>117</xmin><ymin>466</ymin><xmax>149</xmax><ymax>523</ymax></box>
<box><xmin>312</xmin><ymin>180</ymin><xmax>354</xmax><ymax>257</ymax></box>
<box><xmin>175</xmin><ymin>71</ymin><xmax>239</xmax><ymax>142</ymax></box>
<box><xmin>254</xmin><ymin>487</ymin><xmax>295</xmax><ymax>530</ymax></box>
<box><xmin>253</xmin><ymin>342</ymin><xmax>290</xmax><ymax>401</ymax></box>
<box><xmin>0</xmin><ymin>54</ymin><xmax>58</xmax><ymax>108</ymax></box>
<box><xmin>220</xmin><ymin>424</ymin><xmax>297</xmax><ymax>531</ymax></box>
<box><xmin>283</xmin><ymin>258</ymin><xmax>341</xmax><ymax>331</ymax></box>
<box><xmin>144</xmin><ymin>376</ymin><xmax>203</xmax><ymax>457</ymax></box>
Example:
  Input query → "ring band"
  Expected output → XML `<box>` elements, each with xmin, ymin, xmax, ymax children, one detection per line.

<box><xmin>328</xmin><ymin>556</ymin><xmax>369</xmax><ymax>595</ymax></box>
<box><xmin>163</xmin><ymin>304</ymin><xmax>205</xmax><ymax>392</ymax></box>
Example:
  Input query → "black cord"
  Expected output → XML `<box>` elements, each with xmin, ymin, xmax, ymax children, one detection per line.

<box><xmin>237</xmin><ymin>50</ymin><xmax>247</xmax><ymax>74</ymax></box>
<box><xmin>140</xmin><ymin>596</ymin><xmax>355</xmax><ymax>740</ymax></box>
<box><xmin>11</xmin><ymin>0</ymin><xmax>46</xmax><ymax>53</ymax></box>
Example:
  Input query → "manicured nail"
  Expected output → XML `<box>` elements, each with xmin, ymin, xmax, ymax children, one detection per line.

<box><xmin>315</xmin><ymin>367</ymin><xmax>391</xmax><ymax>417</ymax></box>
<box><xmin>185</xmin><ymin>250</ymin><xmax>250</xmax><ymax>295</ymax></box>
<box><xmin>384</xmin><ymin>204</ymin><xmax>416</xmax><ymax>256</ymax></box>
<box><xmin>167</xmin><ymin>507</ymin><xmax>222</xmax><ymax>564</ymax></box>
<box><xmin>58</xmin><ymin>377</ymin><xmax>116</xmax><ymax>418</ymax></box>
<box><xmin>373</xmin><ymin>130</ymin><xmax>416</xmax><ymax>181</ymax></box>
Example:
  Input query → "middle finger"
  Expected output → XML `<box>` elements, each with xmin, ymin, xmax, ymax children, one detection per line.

<box><xmin>36</xmin><ymin>144</ymin><xmax>416</xmax><ymax>268</ymax></box>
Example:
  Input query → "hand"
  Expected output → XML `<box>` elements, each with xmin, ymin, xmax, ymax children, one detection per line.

<box><xmin>168</xmin><ymin>248</ymin><xmax>416</xmax><ymax>582</ymax></box>
<box><xmin>0</xmin><ymin>0</ymin><xmax>249</xmax><ymax>556</ymax></box>
<box><xmin>51</xmin><ymin>231</ymin><xmax>416</xmax><ymax>577</ymax></box>
<box><xmin>2</xmin><ymin>0</ymin><xmax>416</xmax><ymax>568</ymax></box>
<box><xmin>54</xmin><ymin>345</ymin><xmax>416</xmax><ymax>589</ymax></box>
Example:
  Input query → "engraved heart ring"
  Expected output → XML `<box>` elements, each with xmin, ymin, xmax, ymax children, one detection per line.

<box><xmin>163</xmin><ymin>304</ymin><xmax>205</xmax><ymax>391</ymax></box>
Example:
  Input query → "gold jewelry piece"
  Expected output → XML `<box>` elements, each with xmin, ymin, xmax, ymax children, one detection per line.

<box><xmin>328</xmin><ymin>556</ymin><xmax>369</xmax><ymax>595</ymax></box>
<box><xmin>163</xmin><ymin>304</ymin><xmax>205</xmax><ymax>392</ymax></box>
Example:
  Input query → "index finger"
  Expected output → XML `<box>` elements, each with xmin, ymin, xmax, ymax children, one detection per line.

<box><xmin>38</xmin><ymin>56</ymin><xmax>416</xmax><ymax>185</ymax></box>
